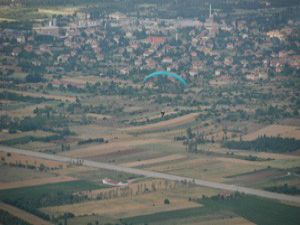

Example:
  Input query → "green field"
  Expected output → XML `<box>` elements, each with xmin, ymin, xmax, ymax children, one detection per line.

<box><xmin>0</xmin><ymin>180</ymin><xmax>106</xmax><ymax>208</ymax></box>
<box><xmin>122</xmin><ymin>195</ymin><xmax>300</xmax><ymax>225</ymax></box>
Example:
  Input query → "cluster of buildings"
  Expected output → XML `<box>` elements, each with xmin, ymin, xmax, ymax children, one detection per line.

<box><xmin>1</xmin><ymin>6</ymin><xmax>299</xmax><ymax>83</ymax></box>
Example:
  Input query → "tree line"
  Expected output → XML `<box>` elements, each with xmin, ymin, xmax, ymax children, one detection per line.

<box><xmin>223</xmin><ymin>135</ymin><xmax>300</xmax><ymax>152</ymax></box>
<box><xmin>1</xmin><ymin>114</ymin><xmax>70</xmax><ymax>134</ymax></box>
<box><xmin>265</xmin><ymin>183</ymin><xmax>300</xmax><ymax>195</ymax></box>
<box><xmin>78</xmin><ymin>138</ymin><xmax>106</xmax><ymax>145</ymax></box>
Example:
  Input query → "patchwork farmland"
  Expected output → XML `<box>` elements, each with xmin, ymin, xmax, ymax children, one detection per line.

<box><xmin>0</xmin><ymin>0</ymin><xmax>300</xmax><ymax>224</ymax></box>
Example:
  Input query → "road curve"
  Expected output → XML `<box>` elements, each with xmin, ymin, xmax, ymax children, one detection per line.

<box><xmin>1</xmin><ymin>145</ymin><xmax>300</xmax><ymax>204</ymax></box>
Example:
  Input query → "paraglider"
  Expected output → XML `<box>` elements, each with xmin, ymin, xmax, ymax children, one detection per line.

<box><xmin>144</xmin><ymin>71</ymin><xmax>188</xmax><ymax>86</ymax></box>
<box><xmin>143</xmin><ymin>71</ymin><xmax>187</xmax><ymax>118</ymax></box>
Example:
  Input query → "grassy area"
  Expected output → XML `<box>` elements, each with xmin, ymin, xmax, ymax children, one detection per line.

<box><xmin>122</xmin><ymin>195</ymin><xmax>300</xmax><ymax>225</ymax></box>
<box><xmin>65</xmin><ymin>167</ymin><xmax>142</xmax><ymax>183</ymax></box>
<box><xmin>121</xmin><ymin>206</ymin><xmax>227</xmax><ymax>225</ymax></box>
<box><xmin>0</xmin><ymin>8</ymin><xmax>47</xmax><ymax>21</ymax></box>
<box><xmin>202</xmin><ymin>195</ymin><xmax>300</xmax><ymax>225</ymax></box>
<box><xmin>62</xmin><ymin>214</ymin><xmax>115</xmax><ymax>225</ymax></box>
<box><xmin>128</xmin><ymin>119</ymin><xmax>199</xmax><ymax>136</ymax></box>
<box><xmin>0</xmin><ymin>164</ymin><xmax>54</xmax><ymax>183</ymax></box>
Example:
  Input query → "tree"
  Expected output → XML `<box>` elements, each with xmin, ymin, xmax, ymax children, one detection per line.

<box><xmin>187</xmin><ymin>141</ymin><xmax>197</xmax><ymax>153</ymax></box>
<box><xmin>186</xmin><ymin>127</ymin><xmax>194</xmax><ymax>140</ymax></box>
<box><xmin>186</xmin><ymin>128</ymin><xmax>197</xmax><ymax>152</ymax></box>
<box><xmin>25</xmin><ymin>73</ymin><xmax>44</xmax><ymax>83</ymax></box>
<box><xmin>39</xmin><ymin>163</ymin><xmax>46</xmax><ymax>171</ymax></box>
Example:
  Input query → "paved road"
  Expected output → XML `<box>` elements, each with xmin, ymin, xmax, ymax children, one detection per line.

<box><xmin>1</xmin><ymin>145</ymin><xmax>300</xmax><ymax>204</ymax></box>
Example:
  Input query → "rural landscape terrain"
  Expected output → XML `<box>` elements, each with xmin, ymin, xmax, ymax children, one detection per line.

<box><xmin>0</xmin><ymin>0</ymin><xmax>300</xmax><ymax>224</ymax></box>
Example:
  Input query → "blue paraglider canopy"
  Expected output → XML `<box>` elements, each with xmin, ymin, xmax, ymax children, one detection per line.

<box><xmin>144</xmin><ymin>71</ymin><xmax>188</xmax><ymax>86</ymax></box>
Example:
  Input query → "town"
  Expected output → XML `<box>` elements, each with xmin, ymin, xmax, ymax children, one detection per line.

<box><xmin>1</xmin><ymin>3</ymin><xmax>299</xmax><ymax>85</ymax></box>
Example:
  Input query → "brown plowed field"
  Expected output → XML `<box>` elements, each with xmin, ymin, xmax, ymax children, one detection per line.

<box><xmin>77</xmin><ymin>179</ymin><xmax>177</xmax><ymax>200</ymax></box>
<box><xmin>121</xmin><ymin>154</ymin><xmax>186</xmax><ymax>167</ymax></box>
<box><xmin>1</xmin><ymin>89</ymin><xmax>76</xmax><ymax>102</ymax></box>
<box><xmin>0</xmin><ymin>151</ymin><xmax>65</xmax><ymax>169</ymax></box>
<box><xmin>243</xmin><ymin>125</ymin><xmax>300</xmax><ymax>141</ymax></box>
<box><xmin>64</xmin><ymin>138</ymin><xmax>168</xmax><ymax>158</ymax></box>
<box><xmin>121</xmin><ymin>113</ymin><xmax>199</xmax><ymax>132</ymax></box>
<box><xmin>42</xmin><ymin>192</ymin><xmax>199</xmax><ymax>218</ymax></box>
<box><xmin>0</xmin><ymin>176</ymin><xmax>77</xmax><ymax>190</ymax></box>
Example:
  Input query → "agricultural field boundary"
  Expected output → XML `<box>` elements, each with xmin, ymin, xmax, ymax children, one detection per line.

<box><xmin>1</xmin><ymin>145</ymin><xmax>300</xmax><ymax>204</ymax></box>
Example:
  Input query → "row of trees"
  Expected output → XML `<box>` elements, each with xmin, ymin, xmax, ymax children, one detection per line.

<box><xmin>78</xmin><ymin>138</ymin><xmax>106</xmax><ymax>145</ymax></box>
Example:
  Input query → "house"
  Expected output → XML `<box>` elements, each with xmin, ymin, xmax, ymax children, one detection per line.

<box><xmin>109</xmin><ymin>12</ymin><xmax>127</xmax><ymax>20</ymax></box>
<box><xmin>258</xmin><ymin>71</ymin><xmax>268</xmax><ymax>80</ymax></box>
<box><xmin>192</xmin><ymin>61</ymin><xmax>203</xmax><ymax>71</ymax></box>
<box><xmin>57</xmin><ymin>54</ymin><xmax>70</xmax><ymax>63</ymax></box>
<box><xmin>219</xmin><ymin>191</ymin><xmax>232</xmax><ymax>199</ymax></box>
<box><xmin>226</xmin><ymin>43</ymin><xmax>234</xmax><ymax>49</ymax></box>
<box><xmin>134</xmin><ymin>59</ymin><xmax>142</xmax><ymax>67</ymax></box>
<box><xmin>39</xmin><ymin>44</ymin><xmax>51</xmax><ymax>54</ymax></box>
<box><xmin>34</xmin><ymin>26</ymin><xmax>60</xmax><ymax>37</ymax></box>
<box><xmin>266</xmin><ymin>30</ymin><xmax>284</xmax><ymax>41</ymax></box>
<box><xmin>12</xmin><ymin>47</ymin><xmax>21</xmax><ymax>56</ymax></box>
<box><xmin>189</xmin><ymin>69</ymin><xmax>198</xmax><ymax>77</ymax></box>
<box><xmin>120</xmin><ymin>67</ymin><xmax>129</xmax><ymax>75</ymax></box>
<box><xmin>146</xmin><ymin>36</ymin><xmax>166</xmax><ymax>45</ymax></box>
<box><xmin>224</xmin><ymin>57</ymin><xmax>233</xmax><ymax>66</ymax></box>
<box><xmin>24</xmin><ymin>45</ymin><xmax>33</xmax><ymax>52</ymax></box>
<box><xmin>143</xmin><ymin>50</ymin><xmax>152</xmax><ymax>58</ymax></box>
<box><xmin>246</xmin><ymin>73</ymin><xmax>257</xmax><ymax>81</ymax></box>
<box><xmin>16</xmin><ymin>36</ymin><xmax>25</xmax><ymax>44</ymax></box>
<box><xmin>215</xmin><ymin>70</ymin><xmax>221</xmax><ymax>76</ymax></box>
<box><xmin>146</xmin><ymin>59</ymin><xmax>156</xmax><ymax>69</ymax></box>
<box><xmin>162</xmin><ymin>57</ymin><xmax>173</xmax><ymax>64</ymax></box>
<box><xmin>191</xmin><ymin>51</ymin><xmax>197</xmax><ymax>58</ymax></box>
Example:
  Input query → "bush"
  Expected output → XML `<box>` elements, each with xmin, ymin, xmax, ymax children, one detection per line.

<box><xmin>164</xmin><ymin>198</ymin><xmax>170</xmax><ymax>204</ymax></box>
<box><xmin>25</xmin><ymin>73</ymin><xmax>44</xmax><ymax>83</ymax></box>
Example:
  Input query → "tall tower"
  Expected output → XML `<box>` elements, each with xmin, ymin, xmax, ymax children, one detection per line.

<box><xmin>209</xmin><ymin>4</ymin><xmax>212</xmax><ymax>18</ymax></box>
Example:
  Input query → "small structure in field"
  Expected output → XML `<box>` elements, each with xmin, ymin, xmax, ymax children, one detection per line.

<box><xmin>102</xmin><ymin>178</ymin><xmax>128</xmax><ymax>187</ymax></box>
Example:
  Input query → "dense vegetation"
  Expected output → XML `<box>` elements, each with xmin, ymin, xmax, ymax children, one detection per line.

<box><xmin>265</xmin><ymin>184</ymin><xmax>300</xmax><ymax>195</ymax></box>
<box><xmin>0</xmin><ymin>114</ymin><xmax>70</xmax><ymax>134</ymax></box>
<box><xmin>0</xmin><ymin>209</ymin><xmax>31</xmax><ymax>225</ymax></box>
<box><xmin>0</xmin><ymin>91</ymin><xmax>48</xmax><ymax>104</ymax></box>
<box><xmin>0</xmin><ymin>180</ymin><xmax>103</xmax><ymax>208</ymax></box>
<box><xmin>0</xmin><ymin>134</ymin><xmax>62</xmax><ymax>146</ymax></box>
<box><xmin>223</xmin><ymin>136</ymin><xmax>300</xmax><ymax>152</ymax></box>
